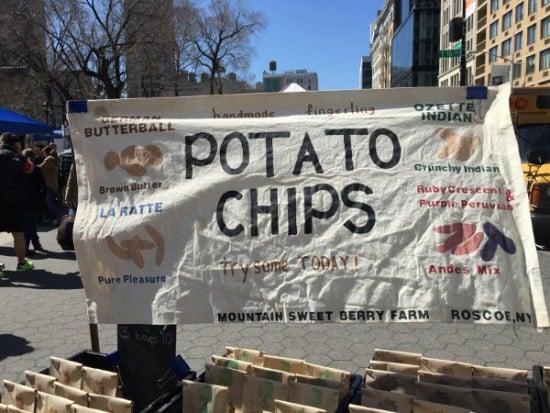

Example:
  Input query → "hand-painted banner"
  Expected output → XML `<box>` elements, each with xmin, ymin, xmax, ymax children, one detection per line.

<box><xmin>67</xmin><ymin>84</ymin><xmax>549</xmax><ymax>327</ymax></box>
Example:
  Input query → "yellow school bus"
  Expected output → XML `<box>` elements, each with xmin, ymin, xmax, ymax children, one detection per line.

<box><xmin>509</xmin><ymin>87</ymin><xmax>550</xmax><ymax>247</ymax></box>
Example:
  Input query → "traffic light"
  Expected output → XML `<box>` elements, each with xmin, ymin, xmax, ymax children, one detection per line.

<box><xmin>449</xmin><ymin>17</ymin><xmax>464</xmax><ymax>42</ymax></box>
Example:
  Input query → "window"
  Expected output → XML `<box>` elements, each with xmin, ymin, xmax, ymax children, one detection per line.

<box><xmin>526</xmin><ymin>54</ymin><xmax>536</xmax><ymax>74</ymax></box>
<box><xmin>541</xmin><ymin>49</ymin><xmax>550</xmax><ymax>70</ymax></box>
<box><xmin>529</xmin><ymin>0</ymin><xmax>537</xmax><ymax>13</ymax></box>
<box><xmin>543</xmin><ymin>0</ymin><xmax>550</xmax><ymax>6</ymax></box>
<box><xmin>516</xmin><ymin>3</ymin><xmax>524</xmax><ymax>23</ymax></box>
<box><xmin>491</xmin><ymin>0</ymin><xmax>499</xmax><ymax>12</ymax></box>
<box><xmin>502</xmin><ymin>11</ymin><xmax>512</xmax><ymax>30</ymax></box>
<box><xmin>515</xmin><ymin>31</ymin><xmax>523</xmax><ymax>50</ymax></box>
<box><xmin>528</xmin><ymin>24</ymin><xmax>537</xmax><ymax>44</ymax></box>
<box><xmin>502</xmin><ymin>38</ymin><xmax>512</xmax><ymax>56</ymax></box>
<box><xmin>543</xmin><ymin>17</ymin><xmax>550</xmax><ymax>38</ymax></box>
<box><xmin>489</xmin><ymin>46</ymin><xmax>499</xmax><ymax>63</ymax></box>
<box><xmin>490</xmin><ymin>21</ymin><xmax>499</xmax><ymax>38</ymax></box>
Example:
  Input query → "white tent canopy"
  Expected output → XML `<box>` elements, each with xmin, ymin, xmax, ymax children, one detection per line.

<box><xmin>280</xmin><ymin>82</ymin><xmax>307</xmax><ymax>92</ymax></box>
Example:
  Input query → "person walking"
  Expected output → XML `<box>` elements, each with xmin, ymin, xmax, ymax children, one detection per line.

<box><xmin>22</xmin><ymin>148</ymin><xmax>47</xmax><ymax>256</ymax></box>
<box><xmin>63</xmin><ymin>160</ymin><xmax>78</xmax><ymax>215</ymax></box>
<box><xmin>39</xmin><ymin>145</ymin><xmax>60</xmax><ymax>226</ymax></box>
<box><xmin>0</xmin><ymin>132</ymin><xmax>35</xmax><ymax>277</ymax></box>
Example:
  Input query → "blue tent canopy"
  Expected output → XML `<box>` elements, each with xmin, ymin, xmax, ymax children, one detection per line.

<box><xmin>0</xmin><ymin>106</ymin><xmax>54</xmax><ymax>135</ymax></box>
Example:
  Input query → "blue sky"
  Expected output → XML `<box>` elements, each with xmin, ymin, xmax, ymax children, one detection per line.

<box><xmin>244</xmin><ymin>0</ymin><xmax>387</xmax><ymax>91</ymax></box>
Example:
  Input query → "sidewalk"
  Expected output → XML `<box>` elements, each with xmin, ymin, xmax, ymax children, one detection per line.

<box><xmin>1</xmin><ymin>225</ymin><xmax>550</xmax><ymax>386</ymax></box>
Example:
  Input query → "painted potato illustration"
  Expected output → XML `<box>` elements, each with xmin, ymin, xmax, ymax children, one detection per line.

<box><xmin>436</xmin><ymin>127</ymin><xmax>480</xmax><ymax>161</ymax></box>
<box><xmin>104</xmin><ymin>144</ymin><xmax>163</xmax><ymax>176</ymax></box>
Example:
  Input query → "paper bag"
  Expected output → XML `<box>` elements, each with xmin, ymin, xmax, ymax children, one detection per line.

<box><xmin>54</xmin><ymin>382</ymin><xmax>89</xmax><ymax>406</ymax></box>
<box><xmin>182</xmin><ymin>379</ymin><xmax>229</xmax><ymax>413</ymax></box>
<box><xmin>24</xmin><ymin>370</ymin><xmax>57</xmax><ymax>394</ymax></box>
<box><xmin>49</xmin><ymin>357</ymin><xmax>83</xmax><ymax>388</ymax></box>
<box><xmin>241</xmin><ymin>374</ymin><xmax>289</xmax><ymax>413</ymax></box>
<box><xmin>360</xmin><ymin>387</ymin><xmax>414</xmax><ymax>413</ymax></box>
<box><xmin>368</xmin><ymin>361</ymin><xmax>419</xmax><ymax>375</ymax></box>
<box><xmin>213</xmin><ymin>355</ymin><xmax>253</xmax><ymax>373</ymax></box>
<box><xmin>225</xmin><ymin>347</ymin><xmax>264</xmax><ymax>365</ymax></box>
<box><xmin>287</xmin><ymin>380</ymin><xmax>339</xmax><ymax>412</ymax></box>
<box><xmin>1</xmin><ymin>380</ymin><xmax>36</xmax><ymax>412</ymax></box>
<box><xmin>373</xmin><ymin>349</ymin><xmax>422</xmax><ymax>366</ymax></box>
<box><xmin>420</xmin><ymin>357</ymin><xmax>472</xmax><ymax>378</ymax></box>
<box><xmin>35</xmin><ymin>391</ymin><xmax>73</xmax><ymax>413</ymax></box>
<box><xmin>274</xmin><ymin>399</ymin><xmax>327</xmax><ymax>413</ymax></box>
<box><xmin>81</xmin><ymin>366</ymin><xmax>118</xmax><ymax>396</ymax></box>
<box><xmin>88</xmin><ymin>393</ymin><xmax>133</xmax><ymax>413</ymax></box>
<box><xmin>364</xmin><ymin>369</ymin><xmax>416</xmax><ymax>395</ymax></box>
<box><xmin>205</xmin><ymin>363</ymin><xmax>247</xmax><ymax>411</ymax></box>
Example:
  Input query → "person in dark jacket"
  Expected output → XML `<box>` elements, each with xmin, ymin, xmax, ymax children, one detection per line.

<box><xmin>22</xmin><ymin>148</ymin><xmax>47</xmax><ymax>255</ymax></box>
<box><xmin>0</xmin><ymin>133</ymin><xmax>35</xmax><ymax>276</ymax></box>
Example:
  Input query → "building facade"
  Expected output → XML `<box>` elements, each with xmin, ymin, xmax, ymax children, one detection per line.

<box><xmin>262</xmin><ymin>69</ymin><xmax>319</xmax><ymax>92</ymax></box>
<box><xmin>374</xmin><ymin>0</ymin><xmax>550</xmax><ymax>87</ymax></box>
<box><xmin>439</xmin><ymin>0</ymin><xmax>550</xmax><ymax>87</ymax></box>
<box><xmin>360</xmin><ymin>56</ymin><xmax>373</xmax><ymax>89</ymax></box>
<box><xmin>370</xmin><ymin>1</ymin><xmax>396</xmax><ymax>89</ymax></box>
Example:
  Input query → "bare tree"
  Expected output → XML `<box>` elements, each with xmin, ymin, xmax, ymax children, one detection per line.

<box><xmin>190</xmin><ymin>0</ymin><xmax>265</xmax><ymax>94</ymax></box>
<box><xmin>13</xmin><ymin>0</ymin><xmax>164</xmax><ymax>103</ymax></box>
<box><xmin>173</xmin><ymin>0</ymin><xmax>200</xmax><ymax>96</ymax></box>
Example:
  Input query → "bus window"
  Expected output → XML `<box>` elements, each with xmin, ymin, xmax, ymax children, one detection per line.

<box><xmin>515</xmin><ymin>124</ymin><xmax>550</xmax><ymax>162</ymax></box>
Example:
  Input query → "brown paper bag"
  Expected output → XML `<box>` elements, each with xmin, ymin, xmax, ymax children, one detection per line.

<box><xmin>241</xmin><ymin>374</ymin><xmax>289</xmax><ymax>413</ymax></box>
<box><xmin>225</xmin><ymin>347</ymin><xmax>264</xmax><ymax>365</ymax></box>
<box><xmin>360</xmin><ymin>387</ymin><xmax>414</xmax><ymax>413</ymax></box>
<box><xmin>287</xmin><ymin>380</ymin><xmax>339</xmax><ymax>412</ymax></box>
<box><xmin>213</xmin><ymin>355</ymin><xmax>253</xmax><ymax>373</ymax></box>
<box><xmin>262</xmin><ymin>355</ymin><xmax>305</xmax><ymax>374</ymax></box>
<box><xmin>364</xmin><ymin>369</ymin><xmax>417</xmax><ymax>395</ymax></box>
<box><xmin>182</xmin><ymin>379</ymin><xmax>229</xmax><ymax>413</ymax></box>
<box><xmin>420</xmin><ymin>358</ymin><xmax>472</xmax><ymax>378</ymax></box>
<box><xmin>368</xmin><ymin>361</ymin><xmax>419</xmax><ymax>375</ymax></box>
<box><xmin>24</xmin><ymin>370</ymin><xmax>57</xmax><ymax>394</ymax></box>
<box><xmin>471</xmin><ymin>388</ymin><xmax>531</xmax><ymax>413</ymax></box>
<box><xmin>293</xmin><ymin>374</ymin><xmax>344</xmax><ymax>399</ymax></box>
<box><xmin>49</xmin><ymin>357</ymin><xmax>83</xmax><ymax>388</ymax></box>
<box><xmin>88</xmin><ymin>393</ymin><xmax>133</xmax><ymax>413</ymax></box>
<box><xmin>54</xmin><ymin>382</ymin><xmax>89</xmax><ymax>406</ymax></box>
<box><xmin>6</xmin><ymin>406</ymin><xmax>28</xmax><ymax>413</ymax></box>
<box><xmin>415</xmin><ymin>382</ymin><xmax>474</xmax><ymax>410</ymax></box>
<box><xmin>205</xmin><ymin>363</ymin><xmax>247</xmax><ymax>411</ymax></box>
<box><xmin>71</xmin><ymin>406</ymin><xmax>109</xmax><ymax>413</ymax></box>
<box><xmin>373</xmin><ymin>349</ymin><xmax>422</xmax><ymax>366</ymax></box>
<box><xmin>35</xmin><ymin>391</ymin><xmax>74</xmax><ymax>413</ymax></box>
<box><xmin>274</xmin><ymin>399</ymin><xmax>327</xmax><ymax>413</ymax></box>
<box><xmin>252</xmin><ymin>366</ymin><xmax>294</xmax><ymax>384</ymax></box>
<box><xmin>471</xmin><ymin>376</ymin><xmax>528</xmax><ymax>394</ymax></box>
<box><xmin>471</xmin><ymin>365</ymin><xmax>528</xmax><ymax>382</ymax></box>
<box><xmin>81</xmin><ymin>366</ymin><xmax>118</xmax><ymax>396</ymax></box>
<box><xmin>417</xmin><ymin>371</ymin><xmax>472</xmax><ymax>388</ymax></box>
<box><xmin>348</xmin><ymin>404</ymin><xmax>394</xmax><ymax>413</ymax></box>
<box><xmin>303</xmin><ymin>362</ymin><xmax>351</xmax><ymax>395</ymax></box>
<box><xmin>1</xmin><ymin>380</ymin><xmax>36</xmax><ymax>412</ymax></box>
<box><xmin>412</xmin><ymin>399</ymin><xmax>474</xmax><ymax>413</ymax></box>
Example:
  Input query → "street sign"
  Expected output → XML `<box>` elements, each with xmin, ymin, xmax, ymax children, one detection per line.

<box><xmin>439</xmin><ymin>49</ymin><xmax>461</xmax><ymax>58</ymax></box>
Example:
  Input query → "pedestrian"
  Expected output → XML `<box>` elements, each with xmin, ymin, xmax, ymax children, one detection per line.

<box><xmin>0</xmin><ymin>132</ymin><xmax>35</xmax><ymax>276</ymax></box>
<box><xmin>63</xmin><ymin>160</ymin><xmax>78</xmax><ymax>215</ymax></box>
<box><xmin>33</xmin><ymin>143</ymin><xmax>45</xmax><ymax>165</ymax></box>
<box><xmin>39</xmin><ymin>145</ymin><xmax>60</xmax><ymax>226</ymax></box>
<box><xmin>22</xmin><ymin>148</ymin><xmax>47</xmax><ymax>256</ymax></box>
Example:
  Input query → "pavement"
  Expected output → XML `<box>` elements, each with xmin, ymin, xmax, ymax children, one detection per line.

<box><xmin>1</xmin><ymin>222</ymin><xmax>550</xmax><ymax>389</ymax></box>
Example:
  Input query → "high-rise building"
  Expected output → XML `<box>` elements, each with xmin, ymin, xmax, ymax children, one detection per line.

<box><xmin>370</xmin><ymin>1</ymin><xmax>396</xmax><ymax>89</ymax></box>
<box><xmin>262</xmin><ymin>69</ymin><xmax>319</xmax><ymax>92</ymax></box>
<box><xmin>360</xmin><ymin>56</ymin><xmax>373</xmax><ymax>89</ymax></box>
<box><xmin>391</xmin><ymin>0</ymin><xmax>441</xmax><ymax>87</ymax></box>
<box><xmin>124</xmin><ymin>0</ymin><xmax>177</xmax><ymax>98</ymax></box>
<box><xmin>473</xmin><ymin>0</ymin><xmax>550</xmax><ymax>87</ymax></box>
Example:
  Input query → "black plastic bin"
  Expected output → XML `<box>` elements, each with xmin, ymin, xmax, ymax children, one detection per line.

<box><xmin>533</xmin><ymin>364</ymin><xmax>549</xmax><ymax>413</ymax></box>
<box><xmin>39</xmin><ymin>349</ymin><xmax>195</xmax><ymax>413</ymax></box>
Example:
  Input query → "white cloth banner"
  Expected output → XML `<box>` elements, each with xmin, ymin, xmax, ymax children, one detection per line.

<box><xmin>67</xmin><ymin>84</ymin><xmax>549</xmax><ymax>327</ymax></box>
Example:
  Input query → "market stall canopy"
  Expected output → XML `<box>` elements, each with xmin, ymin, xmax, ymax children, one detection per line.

<box><xmin>0</xmin><ymin>106</ymin><xmax>54</xmax><ymax>134</ymax></box>
<box><xmin>280</xmin><ymin>82</ymin><xmax>307</xmax><ymax>92</ymax></box>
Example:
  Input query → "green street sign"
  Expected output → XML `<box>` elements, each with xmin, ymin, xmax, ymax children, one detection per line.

<box><xmin>438</xmin><ymin>49</ymin><xmax>461</xmax><ymax>58</ymax></box>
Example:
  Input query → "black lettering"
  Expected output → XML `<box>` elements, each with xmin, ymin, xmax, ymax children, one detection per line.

<box><xmin>325</xmin><ymin>128</ymin><xmax>369</xmax><ymax>171</ymax></box>
<box><xmin>185</xmin><ymin>132</ymin><xmax>217</xmax><ymax>179</ymax></box>
<box><xmin>250</xmin><ymin>188</ymin><xmax>279</xmax><ymax>237</ymax></box>
<box><xmin>341</xmin><ymin>183</ymin><xmax>375</xmax><ymax>234</ymax></box>
<box><xmin>220</xmin><ymin>132</ymin><xmax>249</xmax><ymax>175</ymax></box>
<box><xmin>217</xmin><ymin>191</ymin><xmax>244</xmax><ymax>236</ymax></box>
<box><xmin>304</xmin><ymin>184</ymin><xmax>339</xmax><ymax>234</ymax></box>
<box><xmin>249</xmin><ymin>131</ymin><xmax>290</xmax><ymax>177</ymax></box>
<box><xmin>369</xmin><ymin>128</ymin><xmax>401</xmax><ymax>169</ymax></box>
<box><xmin>293</xmin><ymin>132</ymin><xmax>323</xmax><ymax>175</ymax></box>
